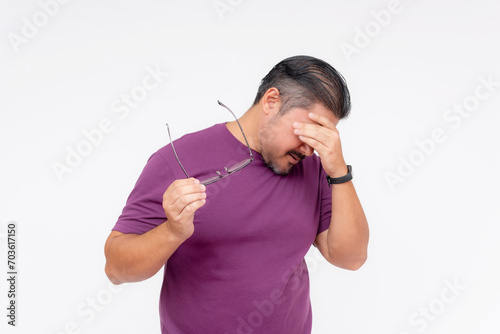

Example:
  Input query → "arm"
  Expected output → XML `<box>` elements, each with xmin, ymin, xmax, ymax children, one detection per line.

<box><xmin>105</xmin><ymin>224</ymin><xmax>182</xmax><ymax>285</ymax></box>
<box><xmin>104</xmin><ymin>178</ymin><xmax>206</xmax><ymax>284</ymax></box>
<box><xmin>314</xmin><ymin>179</ymin><xmax>368</xmax><ymax>270</ymax></box>
<box><xmin>293</xmin><ymin>113</ymin><xmax>369</xmax><ymax>270</ymax></box>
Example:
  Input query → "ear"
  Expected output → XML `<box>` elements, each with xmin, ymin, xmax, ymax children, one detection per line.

<box><xmin>261</xmin><ymin>87</ymin><xmax>281</xmax><ymax>116</ymax></box>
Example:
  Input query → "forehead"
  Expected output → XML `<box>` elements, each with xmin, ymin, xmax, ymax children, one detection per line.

<box><xmin>284</xmin><ymin>103</ymin><xmax>340</xmax><ymax>126</ymax></box>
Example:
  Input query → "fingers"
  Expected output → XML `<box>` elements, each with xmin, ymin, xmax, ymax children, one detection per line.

<box><xmin>293</xmin><ymin>113</ymin><xmax>340</xmax><ymax>150</ymax></box>
<box><xmin>175</xmin><ymin>191</ymin><xmax>206</xmax><ymax>215</ymax></box>
<box><xmin>164</xmin><ymin>178</ymin><xmax>204</xmax><ymax>203</ymax></box>
<box><xmin>179</xmin><ymin>196</ymin><xmax>206</xmax><ymax>217</ymax></box>
<box><xmin>164</xmin><ymin>178</ymin><xmax>201</xmax><ymax>196</ymax></box>
<box><xmin>293</xmin><ymin>122</ymin><xmax>329</xmax><ymax>151</ymax></box>
<box><xmin>163</xmin><ymin>178</ymin><xmax>207</xmax><ymax>219</ymax></box>
<box><xmin>297</xmin><ymin>134</ymin><xmax>322</xmax><ymax>152</ymax></box>
<box><xmin>307</xmin><ymin>112</ymin><xmax>337</xmax><ymax>129</ymax></box>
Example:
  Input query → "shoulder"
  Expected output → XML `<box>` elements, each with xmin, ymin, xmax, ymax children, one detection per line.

<box><xmin>154</xmin><ymin>123</ymin><xmax>224</xmax><ymax>177</ymax></box>
<box><xmin>164</xmin><ymin>123</ymin><xmax>223</xmax><ymax>152</ymax></box>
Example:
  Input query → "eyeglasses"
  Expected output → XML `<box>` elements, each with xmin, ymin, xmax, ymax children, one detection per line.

<box><xmin>166</xmin><ymin>100</ymin><xmax>254</xmax><ymax>186</ymax></box>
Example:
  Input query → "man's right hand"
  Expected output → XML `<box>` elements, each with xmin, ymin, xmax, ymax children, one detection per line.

<box><xmin>162</xmin><ymin>178</ymin><xmax>207</xmax><ymax>242</ymax></box>
<box><xmin>105</xmin><ymin>178</ymin><xmax>207</xmax><ymax>285</ymax></box>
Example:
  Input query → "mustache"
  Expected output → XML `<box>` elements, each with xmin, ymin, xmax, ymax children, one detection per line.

<box><xmin>287</xmin><ymin>151</ymin><xmax>306</xmax><ymax>161</ymax></box>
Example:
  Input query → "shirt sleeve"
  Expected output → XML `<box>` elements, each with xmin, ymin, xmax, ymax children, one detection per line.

<box><xmin>317</xmin><ymin>163</ymin><xmax>332</xmax><ymax>235</ymax></box>
<box><xmin>112</xmin><ymin>148</ymin><xmax>176</xmax><ymax>235</ymax></box>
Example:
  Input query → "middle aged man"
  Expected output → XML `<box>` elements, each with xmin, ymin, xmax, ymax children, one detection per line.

<box><xmin>105</xmin><ymin>55</ymin><xmax>369</xmax><ymax>333</ymax></box>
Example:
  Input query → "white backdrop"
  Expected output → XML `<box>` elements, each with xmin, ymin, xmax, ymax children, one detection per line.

<box><xmin>1</xmin><ymin>0</ymin><xmax>499</xmax><ymax>333</ymax></box>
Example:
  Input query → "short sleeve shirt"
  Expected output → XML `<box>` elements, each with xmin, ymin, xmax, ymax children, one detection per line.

<box><xmin>113</xmin><ymin>123</ymin><xmax>332</xmax><ymax>333</ymax></box>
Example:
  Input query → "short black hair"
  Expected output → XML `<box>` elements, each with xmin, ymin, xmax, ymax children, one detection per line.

<box><xmin>252</xmin><ymin>55</ymin><xmax>351</xmax><ymax>119</ymax></box>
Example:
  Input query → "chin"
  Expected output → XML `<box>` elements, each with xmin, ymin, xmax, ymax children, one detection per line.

<box><xmin>271</xmin><ymin>166</ymin><xmax>291</xmax><ymax>176</ymax></box>
<box><xmin>261</xmin><ymin>156</ymin><xmax>293</xmax><ymax>176</ymax></box>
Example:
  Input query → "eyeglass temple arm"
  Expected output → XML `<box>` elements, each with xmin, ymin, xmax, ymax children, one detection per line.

<box><xmin>166</xmin><ymin>123</ymin><xmax>190</xmax><ymax>179</ymax></box>
<box><xmin>217</xmin><ymin>100</ymin><xmax>254</xmax><ymax>160</ymax></box>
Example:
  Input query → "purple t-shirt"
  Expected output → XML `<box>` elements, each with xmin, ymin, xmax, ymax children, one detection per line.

<box><xmin>113</xmin><ymin>123</ymin><xmax>332</xmax><ymax>333</ymax></box>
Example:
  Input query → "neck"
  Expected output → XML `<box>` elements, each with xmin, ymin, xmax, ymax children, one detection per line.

<box><xmin>225</xmin><ymin>105</ymin><xmax>261</xmax><ymax>153</ymax></box>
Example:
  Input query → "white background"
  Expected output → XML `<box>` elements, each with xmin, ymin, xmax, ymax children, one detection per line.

<box><xmin>1</xmin><ymin>0</ymin><xmax>499</xmax><ymax>333</ymax></box>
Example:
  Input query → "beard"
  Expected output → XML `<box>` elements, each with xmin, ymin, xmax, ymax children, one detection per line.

<box><xmin>260</xmin><ymin>149</ymin><xmax>305</xmax><ymax>176</ymax></box>
<box><xmin>260</xmin><ymin>149</ymin><xmax>290</xmax><ymax>176</ymax></box>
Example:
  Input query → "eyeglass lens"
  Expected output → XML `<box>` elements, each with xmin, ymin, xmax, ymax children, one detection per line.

<box><xmin>200</xmin><ymin>158</ymin><xmax>253</xmax><ymax>185</ymax></box>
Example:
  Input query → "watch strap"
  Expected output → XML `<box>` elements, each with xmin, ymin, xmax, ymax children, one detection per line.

<box><xmin>326</xmin><ymin>165</ymin><xmax>352</xmax><ymax>186</ymax></box>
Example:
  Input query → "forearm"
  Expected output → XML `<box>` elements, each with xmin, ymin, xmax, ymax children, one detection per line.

<box><xmin>292</xmin><ymin>110</ymin><xmax>369</xmax><ymax>269</ymax></box>
<box><xmin>327</xmin><ymin>181</ymin><xmax>369</xmax><ymax>269</ymax></box>
<box><xmin>104</xmin><ymin>222</ymin><xmax>183</xmax><ymax>285</ymax></box>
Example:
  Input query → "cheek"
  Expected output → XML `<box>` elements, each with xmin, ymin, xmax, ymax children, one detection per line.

<box><xmin>264</xmin><ymin>119</ymin><xmax>301</xmax><ymax>153</ymax></box>
<box><xmin>279</xmin><ymin>135</ymin><xmax>303</xmax><ymax>156</ymax></box>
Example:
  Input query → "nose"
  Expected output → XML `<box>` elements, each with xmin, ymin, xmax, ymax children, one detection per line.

<box><xmin>299</xmin><ymin>143</ymin><xmax>314</xmax><ymax>157</ymax></box>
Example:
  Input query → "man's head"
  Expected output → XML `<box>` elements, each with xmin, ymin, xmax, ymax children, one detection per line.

<box><xmin>251</xmin><ymin>55</ymin><xmax>351</xmax><ymax>176</ymax></box>
<box><xmin>253</xmin><ymin>55</ymin><xmax>351</xmax><ymax>119</ymax></box>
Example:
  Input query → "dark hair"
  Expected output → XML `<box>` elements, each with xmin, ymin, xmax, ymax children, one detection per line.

<box><xmin>252</xmin><ymin>55</ymin><xmax>351</xmax><ymax>119</ymax></box>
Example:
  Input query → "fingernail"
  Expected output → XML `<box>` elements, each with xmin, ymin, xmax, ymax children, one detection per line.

<box><xmin>193</xmin><ymin>178</ymin><xmax>200</xmax><ymax>184</ymax></box>
<box><xmin>293</xmin><ymin>122</ymin><xmax>300</xmax><ymax>128</ymax></box>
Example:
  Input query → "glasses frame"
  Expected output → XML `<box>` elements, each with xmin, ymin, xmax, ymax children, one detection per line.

<box><xmin>166</xmin><ymin>100</ymin><xmax>254</xmax><ymax>186</ymax></box>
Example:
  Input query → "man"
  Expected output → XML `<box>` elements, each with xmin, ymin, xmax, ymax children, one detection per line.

<box><xmin>104</xmin><ymin>55</ymin><xmax>369</xmax><ymax>333</ymax></box>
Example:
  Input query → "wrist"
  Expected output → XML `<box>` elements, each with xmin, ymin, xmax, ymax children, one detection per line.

<box><xmin>326</xmin><ymin>163</ymin><xmax>348</xmax><ymax>178</ymax></box>
<box><xmin>326</xmin><ymin>164</ymin><xmax>352</xmax><ymax>186</ymax></box>
<box><xmin>163</xmin><ymin>221</ymin><xmax>189</xmax><ymax>246</ymax></box>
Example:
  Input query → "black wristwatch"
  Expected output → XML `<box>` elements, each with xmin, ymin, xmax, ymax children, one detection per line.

<box><xmin>326</xmin><ymin>165</ymin><xmax>353</xmax><ymax>186</ymax></box>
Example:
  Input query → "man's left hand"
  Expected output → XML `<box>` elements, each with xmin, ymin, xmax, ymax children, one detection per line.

<box><xmin>293</xmin><ymin>112</ymin><xmax>348</xmax><ymax>178</ymax></box>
